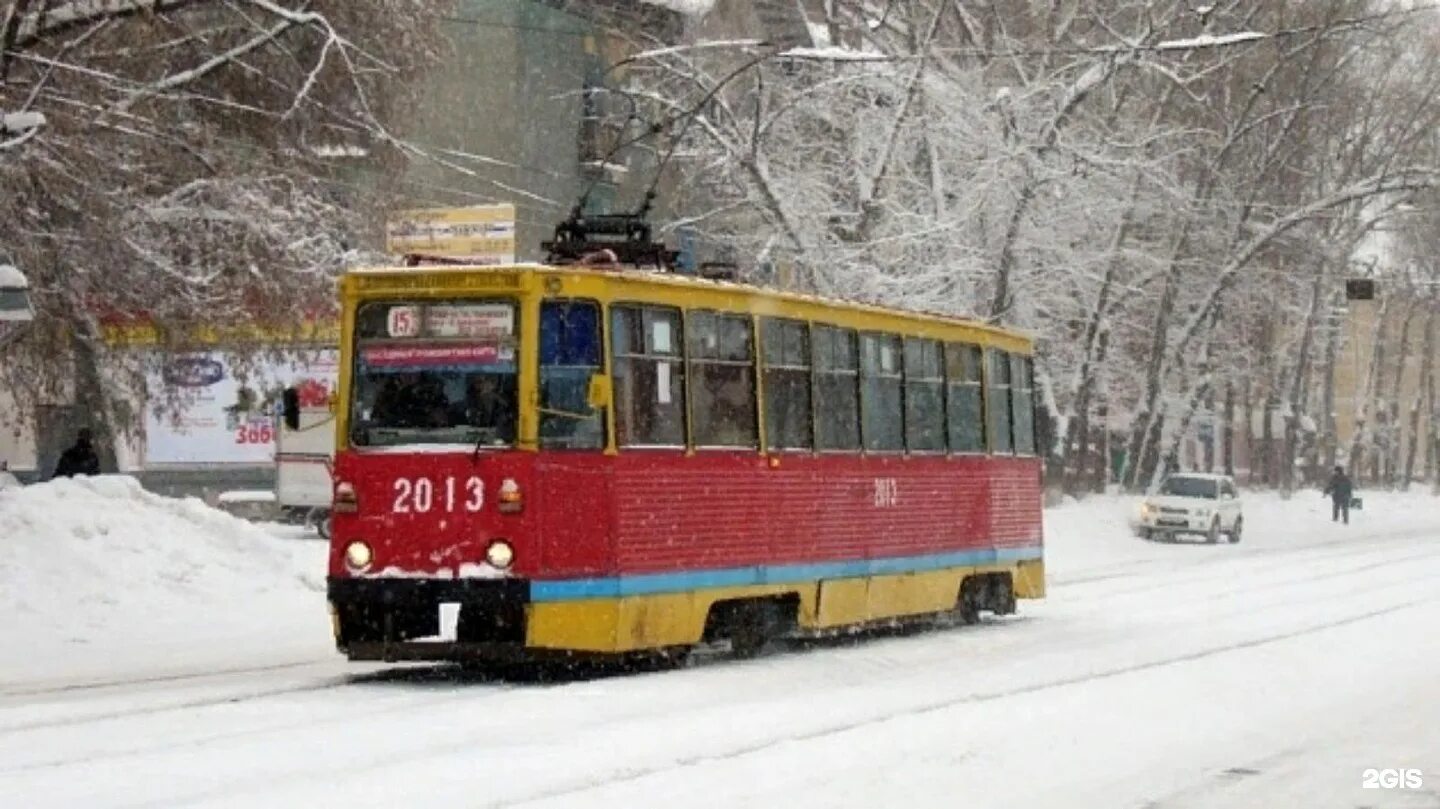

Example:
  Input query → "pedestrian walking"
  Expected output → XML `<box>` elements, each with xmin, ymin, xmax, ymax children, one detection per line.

<box><xmin>1322</xmin><ymin>465</ymin><xmax>1354</xmax><ymax>525</ymax></box>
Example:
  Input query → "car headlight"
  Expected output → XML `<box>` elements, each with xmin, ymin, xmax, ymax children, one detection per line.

<box><xmin>344</xmin><ymin>541</ymin><xmax>373</xmax><ymax>570</ymax></box>
<box><xmin>486</xmin><ymin>540</ymin><xmax>514</xmax><ymax>569</ymax></box>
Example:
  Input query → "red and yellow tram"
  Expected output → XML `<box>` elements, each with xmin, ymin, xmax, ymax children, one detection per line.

<box><xmin>326</xmin><ymin>262</ymin><xmax>1044</xmax><ymax>661</ymax></box>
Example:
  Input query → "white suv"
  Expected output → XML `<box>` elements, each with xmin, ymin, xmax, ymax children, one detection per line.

<box><xmin>1134</xmin><ymin>473</ymin><xmax>1243</xmax><ymax>543</ymax></box>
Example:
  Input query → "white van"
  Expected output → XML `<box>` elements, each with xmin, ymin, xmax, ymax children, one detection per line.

<box><xmin>276</xmin><ymin>388</ymin><xmax>335</xmax><ymax>537</ymax></box>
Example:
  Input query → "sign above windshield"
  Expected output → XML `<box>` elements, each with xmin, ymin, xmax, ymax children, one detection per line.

<box><xmin>362</xmin><ymin>343</ymin><xmax>512</xmax><ymax>368</ymax></box>
<box><xmin>383</xmin><ymin>303</ymin><xmax>513</xmax><ymax>340</ymax></box>
<box><xmin>427</xmin><ymin>304</ymin><xmax>512</xmax><ymax>338</ymax></box>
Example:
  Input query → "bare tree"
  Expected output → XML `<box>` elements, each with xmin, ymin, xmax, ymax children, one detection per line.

<box><xmin>0</xmin><ymin>0</ymin><xmax>452</xmax><ymax>461</ymax></box>
<box><xmin>563</xmin><ymin>0</ymin><xmax>1440</xmax><ymax>493</ymax></box>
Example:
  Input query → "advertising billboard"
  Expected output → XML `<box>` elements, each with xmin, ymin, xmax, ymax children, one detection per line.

<box><xmin>144</xmin><ymin>350</ymin><xmax>339</xmax><ymax>466</ymax></box>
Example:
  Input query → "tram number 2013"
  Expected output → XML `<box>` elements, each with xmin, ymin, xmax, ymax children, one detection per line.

<box><xmin>392</xmin><ymin>477</ymin><xmax>484</xmax><ymax>514</ymax></box>
<box><xmin>873</xmin><ymin>478</ymin><xmax>899</xmax><ymax>508</ymax></box>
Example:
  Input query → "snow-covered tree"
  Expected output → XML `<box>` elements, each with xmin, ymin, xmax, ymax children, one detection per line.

<box><xmin>601</xmin><ymin>0</ymin><xmax>1440</xmax><ymax>492</ymax></box>
<box><xmin>0</xmin><ymin>0</ymin><xmax>453</xmax><ymax>462</ymax></box>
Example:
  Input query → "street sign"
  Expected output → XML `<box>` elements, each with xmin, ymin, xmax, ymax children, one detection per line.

<box><xmin>385</xmin><ymin>204</ymin><xmax>516</xmax><ymax>264</ymax></box>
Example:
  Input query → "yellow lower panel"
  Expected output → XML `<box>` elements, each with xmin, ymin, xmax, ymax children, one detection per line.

<box><xmin>526</xmin><ymin>562</ymin><xmax>1042</xmax><ymax>652</ymax></box>
<box><xmin>1014</xmin><ymin>559</ymin><xmax>1046</xmax><ymax>598</ymax></box>
<box><xmin>527</xmin><ymin>583</ymin><xmax>818</xmax><ymax>653</ymax></box>
<box><xmin>865</xmin><ymin>569</ymin><xmax>964</xmax><ymax>621</ymax></box>
<box><xmin>526</xmin><ymin>600</ymin><xmax>622</xmax><ymax>651</ymax></box>
<box><xmin>815</xmin><ymin>578</ymin><xmax>869</xmax><ymax>628</ymax></box>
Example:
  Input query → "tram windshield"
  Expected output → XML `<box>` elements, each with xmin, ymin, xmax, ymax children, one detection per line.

<box><xmin>349</xmin><ymin>299</ymin><xmax>518</xmax><ymax>448</ymax></box>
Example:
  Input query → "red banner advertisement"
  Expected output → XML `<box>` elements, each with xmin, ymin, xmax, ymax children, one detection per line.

<box><xmin>361</xmin><ymin>343</ymin><xmax>506</xmax><ymax>368</ymax></box>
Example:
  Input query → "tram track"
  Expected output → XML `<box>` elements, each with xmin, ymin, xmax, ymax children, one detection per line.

<box><xmin>0</xmin><ymin>669</ymin><xmax>523</xmax><ymax>775</ymax></box>
<box><xmin>98</xmin><ymin>543</ymin><xmax>1440</xmax><ymax>809</ymax></box>
<box><xmin>498</xmin><ymin>596</ymin><xmax>1434</xmax><ymax>808</ymax></box>
<box><xmin>4</xmin><ymin>519</ymin><xmax>1437</xmax><ymax>808</ymax></box>
<box><xmin>1049</xmin><ymin>525</ymin><xmax>1440</xmax><ymax>598</ymax></box>
<box><xmin>8</xmin><ymin>524</ymin><xmax>1430</xmax><ymax>739</ymax></box>
<box><xmin>0</xmin><ymin>658</ymin><xmax>338</xmax><ymax>701</ymax></box>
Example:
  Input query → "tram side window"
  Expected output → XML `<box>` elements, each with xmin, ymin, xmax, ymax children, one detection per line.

<box><xmin>813</xmin><ymin>325</ymin><xmax>860</xmax><ymax>450</ymax></box>
<box><xmin>904</xmin><ymin>338</ymin><xmax>945</xmax><ymax>452</ymax></box>
<box><xmin>946</xmin><ymin>343</ymin><xmax>985</xmax><ymax>452</ymax></box>
<box><xmin>988</xmin><ymin>349</ymin><xmax>1014</xmax><ymax>454</ymax></box>
<box><xmin>860</xmin><ymin>333</ymin><xmax>904</xmax><ymax>451</ymax></box>
<box><xmin>688</xmin><ymin>311</ymin><xmax>758</xmax><ymax>447</ymax></box>
<box><xmin>762</xmin><ymin>319</ymin><xmax>813</xmax><ymax>450</ymax></box>
<box><xmin>539</xmin><ymin>300</ymin><xmax>604</xmax><ymax>450</ymax></box>
<box><xmin>611</xmin><ymin>305</ymin><xmax>686</xmax><ymax>447</ymax></box>
<box><xmin>1011</xmin><ymin>354</ymin><xmax>1037</xmax><ymax>455</ymax></box>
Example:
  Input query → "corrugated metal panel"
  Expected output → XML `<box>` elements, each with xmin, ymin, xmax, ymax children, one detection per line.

<box><xmin>609</xmin><ymin>453</ymin><xmax>1042</xmax><ymax>574</ymax></box>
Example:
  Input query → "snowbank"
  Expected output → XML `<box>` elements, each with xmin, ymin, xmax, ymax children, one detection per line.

<box><xmin>0</xmin><ymin>476</ymin><xmax>329</xmax><ymax>684</ymax></box>
<box><xmin>4</xmin><ymin>473</ymin><xmax>1435</xmax><ymax>689</ymax></box>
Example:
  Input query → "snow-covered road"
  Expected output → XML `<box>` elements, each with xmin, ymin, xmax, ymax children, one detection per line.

<box><xmin>2</xmin><ymin>488</ymin><xmax>1438</xmax><ymax>808</ymax></box>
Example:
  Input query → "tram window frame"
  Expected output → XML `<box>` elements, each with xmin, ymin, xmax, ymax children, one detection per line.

<box><xmin>611</xmin><ymin>304</ymin><xmax>687</xmax><ymax>449</ymax></box>
<box><xmin>1011</xmin><ymin>353</ymin><xmax>1037</xmax><ymax>456</ymax></box>
<box><xmin>987</xmin><ymin>349</ymin><xmax>1014</xmax><ymax>454</ymax></box>
<box><xmin>860</xmin><ymin>332</ymin><xmax>904</xmax><ymax>452</ymax></box>
<box><xmin>687</xmin><ymin>310</ymin><xmax>759</xmax><ymax>449</ymax></box>
<box><xmin>903</xmin><ymin>337</ymin><xmax>946</xmax><ymax>453</ymax></box>
<box><xmin>538</xmin><ymin>299</ymin><xmax>606</xmax><ymax>450</ymax></box>
<box><xmin>761</xmin><ymin>318</ymin><xmax>814</xmax><ymax>451</ymax></box>
<box><xmin>945</xmin><ymin>342</ymin><xmax>986</xmax><ymax>454</ymax></box>
<box><xmin>812</xmin><ymin>324</ymin><xmax>861</xmax><ymax>451</ymax></box>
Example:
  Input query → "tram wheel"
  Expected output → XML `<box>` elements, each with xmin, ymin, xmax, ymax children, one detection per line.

<box><xmin>729</xmin><ymin>610</ymin><xmax>769</xmax><ymax>659</ymax></box>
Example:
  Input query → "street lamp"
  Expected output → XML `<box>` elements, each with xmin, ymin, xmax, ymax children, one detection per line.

<box><xmin>0</xmin><ymin>260</ymin><xmax>34</xmax><ymax>348</ymax></box>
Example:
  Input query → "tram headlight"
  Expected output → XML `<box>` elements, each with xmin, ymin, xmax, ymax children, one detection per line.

<box><xmin>345</xmin><ymin>540</ymin><xmax>373</xmax><ymax>571</ymax></box>
<box><xmin>486</xmin><ymin>540</ymin><xmax>514</xmax><ymax>570</ymax></box>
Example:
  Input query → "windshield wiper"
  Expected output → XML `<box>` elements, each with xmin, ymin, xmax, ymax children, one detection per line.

<box><xmin>471</xmin><ymin>428</ymin><xmax>503</xmax><ymax>464</ymax></box>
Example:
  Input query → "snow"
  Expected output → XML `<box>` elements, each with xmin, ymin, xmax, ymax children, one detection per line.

<box><xmin>805</xmin><ymin>22</ymin><xmax>831</xmax><ymax>48</ymax></box>
<box><xmin>309</xmin><ymin>143</ymin><xmax>369</xmax><ymax>158</ymax></box>
<box><xmin>0</xmin><ymin>476</ymin><xmax>328</xmax><ymax>685</ymax></box>
<box><xmin>780</xmin><ymin>45</ymin><xmax>889</xmax><ymax>62</ymax></box>
<box><xmin>640</xmin><ymin>0</ymin><xmax>715</xmax><ymax>16</ymax></box>
<box><xmin>216</xmin><ymin>489</ymin><xmax>276</xmax><ymax>504</ymax></box>
<box><xmin>366</xmin><ymin>563</ymin><xmax>507</xmax><ymax>580</ymax></box>
<box><xmin>1</xmin><ymin>484</ymin><xmax>1438</xmax><ymax>807</ymax></box>
<box><xmin>0</xmin><ymin>262</ymin><xmax>27</xmax><ymax>288</ymax></box>
<box><xmin>1153</xmin><ymin>31</ymin><xmax>1267</xmax><ymax>50</ymax></box>
<box><xmin>0</xmin><ymin>111</ymin><xmax>45</xmax><ymax>134</ymax></box>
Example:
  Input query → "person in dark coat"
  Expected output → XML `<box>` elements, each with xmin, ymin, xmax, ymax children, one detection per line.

<box><xmin>53</xmin><ymin>428</ymin><xmax>101</xmax><ymax>479</ymax></box>
<box><xmin>1322</xmin><ymin>465</ymin><xmax>1354</xmax><ymax>524</ymax></box>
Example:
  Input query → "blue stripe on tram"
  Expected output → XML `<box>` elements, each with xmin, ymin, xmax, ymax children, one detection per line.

<box><xmin>529</xmin><ymin>545</ymin><xmax>1043</xmax><ymax>602</ymax></box>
